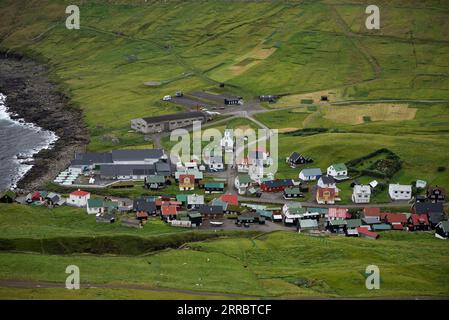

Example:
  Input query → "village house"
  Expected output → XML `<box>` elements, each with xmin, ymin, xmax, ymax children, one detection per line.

<box><xmin>204</xmin><ymin>182</ymin><xmax>225</xmax><ymax>193</ymax></box>
<box><xmin>327</xmin><ymin>163</ymin><xmax>348</xmax><ymax>180</ymax></box>
<box><xmin>87</xmin><ymin>198</ymin><xmax>106</xmax><ymax>215</ymax></box>
<box><xmin>352</xmin><ymin>185</ymin><xmax>371</xmax><ymax>204</ymax></box>
<box><xmin>198</xmin><ymin>205</ymin><xmax>224</xmax><ymax>219</ymax></box>
<box><xmin>260</xmin><ymin>179</ymin><xmax>294</xmax><ymax>192</ymax></box>
<box><xmin>317</xmin><ymin>175</ymin><xmax>337</xmax><ymax>189</ymax></box>
<box><xmin>412</xmin><ymin>202</ymin><xmax>445</xmax><ymax>228</ymax></box>
<box><xmin>408</xmin><ymin>213</ymin><xmax>430</xmax><ymax>231</ymax></box>
<box><xmin>175</xmin><ymin>169</ymin><xmax>203</xmax><ymax>182</ymax></box>
<box><xmin>144</xmin><ymin>175</ymin><xmax>166</xmax><ymax>190</ymax></box>
<box><xmin>344</xmin><ymin>219</ymin><xmax>362</xmax><ymax>237</ymax></box>
<box><xmin>384</xmin><ymin>213</ymin><xmax>408</xmax><ymax>230</ymax></box>
<box><xmin>259</xmin><ymin>95</ymin><xmax>278</xmax><ymax>103</ymax></box>
<box><xmin>372</xmin><ymin>223</ymin><xmax>392</xmax><ymax>231</ymax></box>
<box><xmin>131</xmin><ymin>111</ymin><xmax>208</xmax><ymax>134</ymax></box>
<box><xmin>298</xmin><ymin>219</ymin><xmax>319</xmax><ymax>233</ymax></box>
<box><xmin>161</xmin><ymin>205</ymin><xmax>178</xmax><ymax>221</ymax></box>
<box><xmin>363</xmin><ymin>207</ymin><xmax>381</xmax><ymax>221</ymax></box>
<box><xmin>326</xmin><ymin>219</ymin><xmax>347</xmax><ymax>233</ymax></box>
<box><xmin>45</xmin><ymin>192</ymin><xmax>64</xmax><ymax>207</ymax></box>
<box><xmin>435</xmin><ymin>221</ymin><xmax>449</xmax><ymax>239</ymax></box>
<box><xmin>283</xmin><ymin>207</ymin><xmax>307</xmax><ymax>225</ymax></box>
<box><xmin>357</xmin><ymin>227</ymin><xmax>379</xmax><ymax>240</ymax></box>
<box><xmin>427</xmin><ymin>186</ymin><xmax>446</xmax><ymax>203</ymax></box>
<box><xmin>179</xmin><ymin>174</ymin><xmax>195</xmax><ymax>191</ymax></box>
<box><xmin>316</xmin><ymin>187</ymin><xmax>337</xmax><ymax>205</ymax></box>
<box><xmin>220</xmin><ymin>194</ymin><xmax>238</xmax><ymax>207</ymax></box>
<box><xmin>187</xmin><ymin>194</ymin><xmax>204</xmax><ymax>209</ymax></box>
<box><xmin>224</xmin><ymin>96</ymin><xmax>243</xmax><ymax>105</ymax></box>
<box><xmin>210</xmin><ymin>198</ymin><xmax>228</xmax><ymax>212</ymax></box>
<box><xmin>327</xmin><ymin>208</ymin><xmax>351</xmax><ymax>220</ymax></box>
<box><xmin>286</xmin><ymin>152</ymin><xmax>313</xmax><ymax>167</ymax></box>
<box><xmin>133</xmin><ymin>198</ymin><xmax>157</xmax><ymax>216</ymax></box>
<box><xmin>388</xmin><ymin>184</ymin><xmax>412</xmax><ymax>201</ymax></box>
<box><xmin>96</xmin><ymin>213</ymin><xmax>115</xmax><ymax>224</ymax></box>
<box><xmin>234</xmin><ymin>174</ymin><xmax>252</xmax><ymax>195</ymax></box>
<box><xmin>68</xmin><ymin>189</ymin><xmax>90</xmax><ymax>207</ymax></box>
<box><xmin>299</xmin><ymin>168</ymin><xmax>322</xmax><ymax>181</ymax></box>
<box><xmin>283</xmin><ymin>187</ymin><xmax>303</xmax><ymax>199</ymax></box>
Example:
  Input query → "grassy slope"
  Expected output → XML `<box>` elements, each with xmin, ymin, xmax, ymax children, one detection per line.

<box><xmin>0</xmin><ymin>231</ymin><xmax>448</xmax><ymax>298</ymax></box>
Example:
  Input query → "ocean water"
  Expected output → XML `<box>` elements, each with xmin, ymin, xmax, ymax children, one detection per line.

<box><xmin>0</xmin><ymin>93</ymin><xmax>58</xmax><ymax>191</ymax></box>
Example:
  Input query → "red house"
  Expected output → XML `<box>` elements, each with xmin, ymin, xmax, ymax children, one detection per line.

<box><xmin>161</xmin><ymin>205</ymin><xmax>178</xmax><ymax>221</ymax></box>
<box><xmin>384</xmin><ymin>213</ymin><xmax>407</xmax><ymax>230</ymax></box>
<box><xmin>408</xmin><ymin>214</ymin><xmax>430</xmax><ymax>231</ymax></box>
<box><xmin>327</xmin><ymin>208</ymin><xmax>351</xmax><ymax>220</ymax></box>
<box><xmin>357</xmin><ymin>227</ymin><xmax>379</xmax><ymax>240</ymax></box>
<box><xmin>260</xmin><ymin>179</ymin><xmax>294</xmax><ymax>192</ymax></box>
<box><xmin>363</xmin><ymin>207</ymin><xmax>381</xmax><ymax>219</ymax></box>
<box><xmin>220</xmin><ymin>194</ymin><xmax>238</xmax><ymax>206</ymax></box>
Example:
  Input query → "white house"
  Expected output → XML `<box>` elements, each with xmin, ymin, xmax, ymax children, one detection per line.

<box><xmin>389</xmin><ymin>184</ymin><xmax>412</xmax><ymax>201</ymax></box>
<box><xmin>299</xmin><ymin>168</ymin><xmax>322</xmax><ymax>181</ymax></box>
<box><xmin>317</xmin><ymin>175</ymin><xmax>337</xmax><ymax>189</ymax></box>
<box><xmin>68</xmin><ymin>189</ymin><xmax>90</xmax><ymax>207</ymax></box>
<box><xmin>187</xmin><ymin>194</ymin><xmax>204</xmax><ymax>209</ymax></box>
<box><xmin>327</xmin><ymin>163</ymin><xmax>348</xmax><ymax>180</ymax></box>
<box><xmin>352</xmin><ymin>185</ymin><xmax>371</xmax><ymax>204</ymax></box>
<box><xmin>234</xmin><ymin>174</ymin><xmax>252</xmax><ymax>195</ymax></box>
<box><xmin>87</xmin><ymin>198</ymin><xmax>105</xmax><ymax>215</ymax></box>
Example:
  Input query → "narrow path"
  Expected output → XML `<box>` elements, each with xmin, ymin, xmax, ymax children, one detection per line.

<box><xmin>0</xmin><ymin>279</ymin><xmax>261</xmax><ymax>299</ymax></box>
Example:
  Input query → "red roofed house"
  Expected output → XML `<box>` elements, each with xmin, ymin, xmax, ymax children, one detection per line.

<box><xmin>68</xmin><ymin>189</ymin><xmax>90</xmax><ymax>207</ymax></box>
<box><xmin>357</xmin><ymin>227</ymin><xmax>379</xmax><ymax>240</ymax></box>
<box><xmin>31</xmin><ymin>191</ymin><xmax>43</xmax><ymax>202</ymax></box>
<box><xmin>327</xmin><ymin>208</ymin><xmax>351</xmax><ymax>220</ymax></box>
<box><xmin>220</xmin><ymin>194</ymin><xmax>238</xmax><ymax>206</ymax></box>
<box><xmin>316</xmin><ymin>187</ymin><xmax>337</xmax><ymax>204</ymax></box>
<box><xmin>408</xmin><ymin>214</ymin><xmax>430</xmax><ymax>231</ymax></box>
<box><xmin>179</xmin><ymin>174</ymin><xmax>195</xmax><ymax>191</ymax></box>
<box><xmin>384</xmin><ymin>213</ymin><xmax>407</xmax><ymax>230</ymax></box>
<box><xmin>363</xmin><ymin>207</ymin><xmax>381</xmax><ymax>220</ymax></box>
<box><xmin>161</xmin><ymin>205</ymin><xmax>178</xmax><ymax>221</ymax></box>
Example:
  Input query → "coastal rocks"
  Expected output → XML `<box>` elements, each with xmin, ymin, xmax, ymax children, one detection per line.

<box><xmin>0</xmin><ymin>54</ymin><xmax>89</xmax><ymax>191</ymax></box>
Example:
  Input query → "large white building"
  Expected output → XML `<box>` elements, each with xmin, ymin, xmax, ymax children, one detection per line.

<box><xmin>352</xmin><ymin>185</ymin><xmax>371</xmax><ymax>204</ymax></box>
<box><xmin>389</xmin><ymin>184</ymin><xmax>412</xmax><ymax>201</ymax></box>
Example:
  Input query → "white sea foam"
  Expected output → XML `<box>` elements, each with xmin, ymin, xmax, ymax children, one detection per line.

<box><xmin>0</xmin><ymin>93</ymin><xmax>59</xmax><ymax>190</ymax></box>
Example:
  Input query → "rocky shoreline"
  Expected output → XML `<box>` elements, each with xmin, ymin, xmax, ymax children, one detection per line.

<box><xmin>0</xmin><ymin>53</ymin><xmax>89</xmax><ymax>191</ymax></box>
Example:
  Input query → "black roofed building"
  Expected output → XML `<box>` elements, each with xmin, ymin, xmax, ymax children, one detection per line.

<box><xmin>198</xmin><ymin>205</ymin><xmax>224</xmax><ymax>219</ymax></box>
<box><xmin>286</xmin><ymin>152</ymin><xmax>312</xmax><ymax>167</ymax></box>
<box><xmin>100</xmin><ymin>164</ymin><xmax>156</xmax><ymax>180</ymax></box>
<box><xmin>131</xmin><ymin>111</ymin><xmax>208</xmax><ymax>134</ymax></box>
<box><xmin>70</xmin><ymin>152</ymin><xmax>113</xmax><ymax>169</ymax></box>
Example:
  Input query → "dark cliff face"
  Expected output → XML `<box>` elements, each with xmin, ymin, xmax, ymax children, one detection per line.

<box><xmin>0</xmin><ymin>53</ymin><xmax>89</xmax><ymax>191</ymax></box>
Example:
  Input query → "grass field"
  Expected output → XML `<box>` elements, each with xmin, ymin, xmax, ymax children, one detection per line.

<box><xmin>0</xmin><ymin>230</ymin><xmax>448</xmax><ymax>298</ymax></box>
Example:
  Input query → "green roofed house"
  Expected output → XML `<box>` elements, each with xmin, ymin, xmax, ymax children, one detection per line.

<box><xmin>204</xmin><ymin>182</ymin><xmax>224</xmax><ymax>193</ymax></box>
<box><xmin>283</xmin><ymin>187</ymin><xmax>302</xmax><ymax>199</ymax></box>
<box><xmin>176</xmin><ymin>194</ymin><xmax>188</xmax><ymax>204</ymax></box>
<box><xmin>345</xmin><ymin>219</ymin><xmax>362</xmax><ymax>229</ymax></box>
<box><xmin>188</xmin><ymin>212</ymin><xmax>203</xmax><ymax>227</ymax></box>
<box><xmin>0</xmin><ymin>190</ymin><xmax>17</xmax><ymax>203</ymax></box>
<box><xmin>234</xmin><ymin>174</ymin><xmax>252</xmax><ymax>195</ymax></box>
<box><xmin>210</xmin><ymin>198</ymin><xmax>228</xmax><ymax>211</ymax></box>
<box><xmin>87</xmin><ymin>198</ymin><xmax>105</xmax><ymax>215</ymax></box>
<box><xmin>327</xmin><ymin>219</ymin><xmax>347</xmax><ymax>233</ymax></box>
<box><xmin>298</xmin><ymin>219</ymin><xmax>318</xmax><ymax>232</ymax></box>
<box><xmin>144</xmin><ymin>175</ymin><xmax>166</xmax><ymax>190</ymax></box>
<box><xmin>257</xmin><ymin>210</ymin><xmax>273</xmax><ymax>220</ymax></box>
<box><xmin>327</xmin><ymin>163</ymin><xmax>349</xmax><ymax>181</ymax></box>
